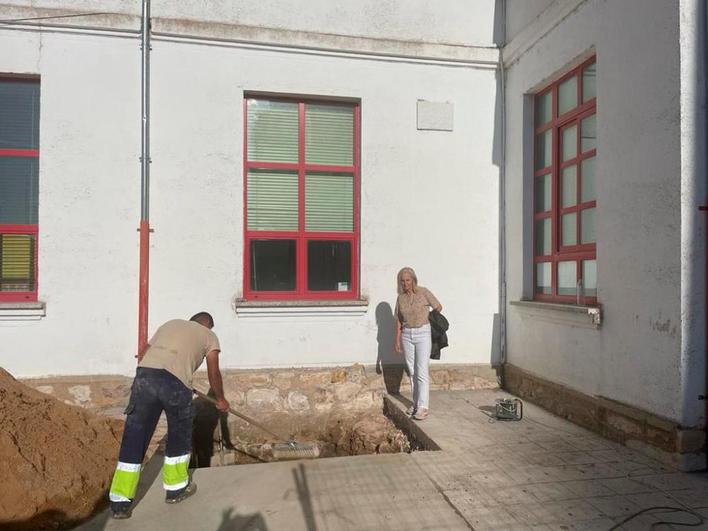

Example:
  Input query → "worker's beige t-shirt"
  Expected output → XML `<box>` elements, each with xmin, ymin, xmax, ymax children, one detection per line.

<box><xmin>395</xmin><ymin>286</ymin><xmax>441</xmax><ymax>328</ymax></box>
<box><xmin>139</xmin><ymin>319</ymin><xmax>220</xmax><ymax>388</ymax></box>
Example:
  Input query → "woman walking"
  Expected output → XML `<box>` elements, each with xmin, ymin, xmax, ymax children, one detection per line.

<box><xmin>394</xmin><ymin>267</ymin><xmax>442</xmax><ymax>420</ymax></box>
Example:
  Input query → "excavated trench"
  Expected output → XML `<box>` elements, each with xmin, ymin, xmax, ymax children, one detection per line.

<box><xmin>190</xmin><ymin>396</ymin><xmax>429</xmax><ymax>467</ymax></box>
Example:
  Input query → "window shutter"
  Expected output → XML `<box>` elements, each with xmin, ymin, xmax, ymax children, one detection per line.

<box><xmin>247</xmin><ymin>169</ymin><xmax>298</xmax><ymax>231</ymax></box>
<box><xmin>0</xmin><ymin>157</ymin><xmax>38</xmax><ymax>224</ymax></box>
<box><xmin>247</xmin><ymin>100</ymin><xmax>298</xmax><ymax>163</ymax></box>
<box><xmin>0</xmin><ymin>234</ymin><xmax>34</xmax><ymax>291</ymax></box>
<box><xmin>305</xmin><ymin>172</ymin><xmax>353</xmax><ymax>232</ymax></box>
<box><xmin>0</xmin><ymin>81</ymin><xmax>40</xmax><ymax>149</ymax></box>
<box><xmin>305</xmin><ymin>104</ymin><xmax>353</xmax><ymax>166</ymax></box>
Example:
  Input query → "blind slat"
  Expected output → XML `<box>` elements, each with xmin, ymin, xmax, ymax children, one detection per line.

<box><xmin>0</xmin><ymin>157</ymin><xmax>38</xmax><ymax>225</ymax></box>
<box><xmin>0</xmin><ymin>233</ymin><xmax>35</xmax><ymax>292</ymax></box>
<box><xmin>305</xmin><ymin>173</ymin><xmax>353</xmax><ymax>232</ymax></box>
<box><xmin>305</xmin><ymin>104</ymin><xmax>354</xmax><ymax>166</ymax></box>
<box><xmin>0</xmin><ymin>81</ymin><xmax>40</xmax><ymax>149</ymax></box>
<box><xmin>247</xmin><ymin>170</ymin><xmax>298</xmax><ymax>231</ymax></box>
<box><xmin>247</xmin><ymin>101</ymin><xmax>299</xmax><ymax>163</ymax></box>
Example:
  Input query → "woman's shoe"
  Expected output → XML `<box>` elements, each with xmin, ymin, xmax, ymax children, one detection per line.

<box><xmin>413</xmin><ymin>408</ymin><xmax>429</xmax><ymax>420</ymax></box>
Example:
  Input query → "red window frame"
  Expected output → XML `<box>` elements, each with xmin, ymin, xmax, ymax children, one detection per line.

<box><xmin>533</xmin><ymin>57</ymin><xmax>596</xmax><ymax>304</ymax></box>
<box><xmin>243</xmin><ymin>96</ymin><xmax>360</xmax><ymax>300</ymax></box>
<box><xmin>0</xmin><ymin>76</ymin><xmax>39</xmax><ymax>303</ymax></box>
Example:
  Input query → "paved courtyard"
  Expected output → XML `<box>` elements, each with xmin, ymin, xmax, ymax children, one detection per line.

<box><xmin>80</xmin><ymin>389</ymin><xmax>708</xmax><ymax>530</ymax></box>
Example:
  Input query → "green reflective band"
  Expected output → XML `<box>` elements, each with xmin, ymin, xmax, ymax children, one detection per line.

<box><xmin>162</xmin><ymin>454</ymin><xmax>190</xmax><ymax>490</ymax></box>
<box><xmin>110</xmin><ymin>467</ymin><xmax>140</xmax><ymax>500</ymax></box>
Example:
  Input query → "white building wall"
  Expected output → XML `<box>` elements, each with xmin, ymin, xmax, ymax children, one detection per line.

<box><xmin>0</xmin><ymin>29</ymin><xmax>141</xmax><ymax>375</ymax></box>
<box><xmin>0</xmin><ymin>0</ymin><xmax>497</xmax><ymax>47</ymax></box>
<box><xmin>0</xmin><ymin>4</ymin><xmax>501</xmax><ymax>376</ymax></box>
<box><xmin>503</xmin><ymin>0</ymin><xmax>556</xmax><ymax>43</ymax></box>
<box><xmin>503</xmin><ymin>0</ymin><xmax>700</xmax><ymax>424</ymax></box>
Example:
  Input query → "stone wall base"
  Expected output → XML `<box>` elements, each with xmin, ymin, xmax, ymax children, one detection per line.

<box><xmin>503</xmin><ymin>363</ymin><xmax>706</xmax><ymax>472</ymax></box>
<box><xmin>20</xmin><ymin>363</ymin><xmax>499</xmax><ymax>417</ymax></box>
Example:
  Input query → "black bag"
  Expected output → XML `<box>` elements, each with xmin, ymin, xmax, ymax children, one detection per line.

<box><xmin>429</xmin><ymin>309</ymin><xmax>449</xmax><ymax>360</ymax></box>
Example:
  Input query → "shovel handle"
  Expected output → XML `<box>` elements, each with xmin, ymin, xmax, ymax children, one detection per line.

<box><xmin>192</xmin><ymin>388</ymin><xmax>286</xmax><ymax>442</ymax></box>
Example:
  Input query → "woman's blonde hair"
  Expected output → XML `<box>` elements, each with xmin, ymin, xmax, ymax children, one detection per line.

<box><xmin>397</xmin><ymin>266</ymin><xmax>418</xmax><ymax>294</ymax></box>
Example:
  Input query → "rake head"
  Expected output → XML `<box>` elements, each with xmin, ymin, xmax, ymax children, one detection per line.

<box><xmin>272</xmin><ymin>441</ymin><xmax>320</xmax><ymax>460</ymax></box>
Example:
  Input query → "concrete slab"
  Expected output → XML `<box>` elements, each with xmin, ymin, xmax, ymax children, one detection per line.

<box><xmin>79</xmin><ymin>390</ymin><xmax>708</xmax><ymax>530</ymax></box>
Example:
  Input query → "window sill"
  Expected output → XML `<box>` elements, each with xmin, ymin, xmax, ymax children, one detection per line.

<box><xmin>0</xmin><ymin>301</ymin><xmax>46</xmax><ymax>321</ymax></box>
<box><xmin>233</xmin><ymin>298</ymin><xmax>369</xmax><ymax>318</ymax></box>
<box><xmin>509</xmin><ymin>299</ymin><xmax>601</xmax><ymax>328</ymax></box>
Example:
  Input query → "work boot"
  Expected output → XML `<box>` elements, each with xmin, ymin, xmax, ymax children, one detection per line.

<box><xmin>165</xmin><ymin>481</ymin><xmax>197</xmax><ymax>504</ymax></box>
<box><xmin>111</xmin><ymin>501</ymin><xmax>133</xmax><ymax>519</ymax></box>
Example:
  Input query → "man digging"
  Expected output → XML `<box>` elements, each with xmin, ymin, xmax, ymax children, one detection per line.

<box><xmin>108</xmin><ymin>311</ymin><xmax>230</xmax><ymax>519</ymax></box>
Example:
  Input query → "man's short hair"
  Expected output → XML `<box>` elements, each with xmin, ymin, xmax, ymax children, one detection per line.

<box><xmin>190</xmin><ymin>312</ymin><xmax>214</xmax><ymax>328</ymax></box>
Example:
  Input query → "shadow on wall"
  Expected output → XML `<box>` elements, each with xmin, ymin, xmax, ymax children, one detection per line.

<box><xmin>375</xmin><ymin>302</ymin><xmax>406</xmax><ymax>395</ymax></box>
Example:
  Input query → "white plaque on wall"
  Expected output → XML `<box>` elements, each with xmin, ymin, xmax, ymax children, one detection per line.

<box><xmin>416</xmin><ymin>100</ymin><xmax>454</xmax><ymax>131</ymax></box>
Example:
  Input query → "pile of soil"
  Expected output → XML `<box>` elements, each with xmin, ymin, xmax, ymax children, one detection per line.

<box><xmin>0</xmin><ymin>368</ymin><xmax>124</xmax><ymax>530</ymax></box>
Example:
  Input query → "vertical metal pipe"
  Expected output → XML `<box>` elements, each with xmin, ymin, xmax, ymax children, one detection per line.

<box><xmin>498</xmin><ymin>0</ymin><xmax>508</xmax><ymax>369</ymax></box>
<box><xmin>137</xmin><ymin>0</ymin><xmax>151</xmax><ymax>357</ymax></box>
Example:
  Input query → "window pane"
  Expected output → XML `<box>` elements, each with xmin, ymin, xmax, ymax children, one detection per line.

<box><xmin>0</xmin><ymin>81</ymin><xmax>40</xmax><ymax>149</ymax></box>
<box><xmin>558</xmin><ymin>76</ymin><xmax>578</xmax><ymax>115</ymax></box>
<box><xmin>535</xmin><ymin>262</ymin><xmax>551</xmax><ymax>294</ymax></box>
<box><xmin>536</xmin><ymin>91</ymin><xmax>552</xmax><ymax>126</ymax></box>
<box><xmin>582</xmin><ymin>259</ymin><xmax>597</xmax><ymax>297</ymax></box>
<box><xmin>561</xmin><ymin>165</ymin><xmax>577</xmax><ymax>208</ymax></box>
<box><xmin>562</xmin><ymin>124</ymin><xmax>577</xmax><ymax>162</ymax></box>
<box><xmin>535</xmin><ymin>129</ymin><xmax>552</xmax><ymax>170</ymax></box>
<box><xmin>0</xmin><ymin>233</ymin><xmax>35</xmax><ymax>292</ymax></box>
<box><xmin>247</xmin><ymin>170</ymin><xmax>298</xmax><ymax>231</ymax></box>
<box><xmin>249</xmin><ymin>240</ymin><xmax>296</xmax><ymax>291</ymax></box>
<box><xmin>581</xmin><ymin>114</ymin><xmax>596</xmax><ymax>152</ymax></box>
<box><xmin>581</xmin><ymin>208</ymin><xmax>595</xmax><ymax>244</ymax></box>
<box><xmin>562</xmin><ymin>212</ymin><xmax>577</xmax><ymax>246</ymax></box>
<box><xmin>307</xmin><ymin>240</ymin><xmax>352</xmax><ymax>291</ymax></box>
<box><xmin>581</xmin><ymin>156</ymin><xmax>596</xmax><ymax>202</ymax></box>
<box><xmin>558</xmin><ymin>261</ymin><xmax>577</xmax><ymax>295</ymax></box>
<box><xmin>535</xmin><ymin>218</ymin><xmax>551</xmax><ymax>256</ymax></box>
<box><xmin>582</xmin><ymin>62</ymin><xmax>596</xmax><ymax>102</ymax></box>
<box><xmin>535</xmin><ymin>174</ymin><xmax>551</xmax><ymax>213</ymax></box>
<box><xmin>0</xmin><ymin>157</ymin><xmax>38</xmax><ymax>224</ymax></box>
<box><xmin>305</xmin><ymin>104</ymin><xmax>354</xmax><ymax>166</ymax></box>
<box><xmin>305</xmin><ymin>172</ymin><xmax>353</xmax><ymax>232</ymax></box>
<box><xmin>247</xmin><ymin>100</ymin><xmax>299</xmax><ymax>163</ymax></box>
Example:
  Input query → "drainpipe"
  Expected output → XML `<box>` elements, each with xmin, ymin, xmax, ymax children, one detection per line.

<box><xmin>703</xmin><ymin>0</ymin><xmax>708</xmax><ymax>458</ymax></box>
<box><xmin>498</xmin><ymin>0</ymin><xmax>508</xmax><ymax>371</ymax></box>
<box><xmin>137</xmin><ymin>0</ymin><xmax>151</xmax><ymax>357</ymax></box>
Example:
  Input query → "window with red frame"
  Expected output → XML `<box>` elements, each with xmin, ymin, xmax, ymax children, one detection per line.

<box><xmin>244</xmin><ymin>97</ymin><xmax>359</xmax><ymax>300</ymax></box>
<box><xmin>0</xmin><ymin>77</ymin><xmax>39</xmax><ymax>302</ymax></box>
<box><xmin>534</xmin><ymin>58</ymin><xmax>596</xmax><ymax>303</ymax></box>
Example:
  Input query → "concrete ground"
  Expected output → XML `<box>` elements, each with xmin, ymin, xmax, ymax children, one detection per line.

<box><xmin>79</xmin><ymin>389</ymin><xmax>708</xmax><ymax>530</ymax></box>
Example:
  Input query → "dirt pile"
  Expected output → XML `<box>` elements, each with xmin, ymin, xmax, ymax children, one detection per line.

<box><xmin>0</xmin><ymin>368</ymin><xmax>124</xmax><ymax>530</ymax></box>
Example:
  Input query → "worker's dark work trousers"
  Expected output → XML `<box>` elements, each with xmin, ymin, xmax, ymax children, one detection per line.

<box><xmin>109</xmin><ymin>367</ymin><xmax>193</xmax><ymax>503</ymax></box>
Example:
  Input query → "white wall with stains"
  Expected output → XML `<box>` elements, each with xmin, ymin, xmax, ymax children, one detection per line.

<box><xmin>0</xmin><ymin>2</ymin><xmax>501</xmax><ymax>376</ymax></box>
<box><xmin>503</xmin><ymin>0</ymin><xmax>706</xmax><ymax>430</ymax></box>
<box><xmin>0</xmin><ymin>0</ymin><xmax>497</xmax><ymax>47</ymax></box>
